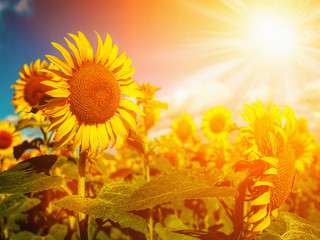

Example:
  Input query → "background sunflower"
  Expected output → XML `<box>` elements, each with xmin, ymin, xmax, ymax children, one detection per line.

<box><xmin>0</xmin><ymin>121</ymin><xmax>22</xmax><ymax>158</ymax></box>
<box><xmin>11</xmin><ymin>59</ymin><xmax>54</xmax><ymax>122</ymax></box>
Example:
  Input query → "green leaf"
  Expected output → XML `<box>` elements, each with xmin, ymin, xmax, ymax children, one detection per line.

<box><xmin>0</xmin><ymin>194</ymin><xmax>26</xmax><ymax>218</ymax></box>
<box><xmin>280</xmin><ymin>212</ymin><xmax>320</xmax><ymax>240</ymax></box>
<box><xmin>55</xmin><ymin>195</ymin><xmax>149</xmax><ymax>235</ymax></box>
<box><xmin>255</xmin><ymin>232</ymin><xmax>283</xmax><ymax>240</ymax></box>
<box><xmin>0</xmin><ymin>155</ymin><xmax>62</xmax><ymax>194</ymax></box>
<box><xmin>261</xmin><ymin>212</ymin><xmax>320</xmax><ymax>240</ymax></box>
<box><xmin>112</xmin><ymin>167</ymin><xmax>237</xmax><ymax>211</ymax></box>
<box><xmin>10</xmin><ymin>231</ymin><xmax>35</xmax><ymax>240</ymax></box>
<box><xmin>49</xmin><ymin>223</ymin><xmax>68</xmax><ymax>240</ymax></box>
<box><xmin>14</xmin><ymin>139</ymin><xmax>44</xmax><ymax>159</ymax></box>
<box><xmin>4</xmin><ymin>155</ymin><xmax>57</xmax><ymax>173</ymax></box>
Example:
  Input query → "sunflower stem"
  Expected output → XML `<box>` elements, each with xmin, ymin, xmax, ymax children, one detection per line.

<box><xmin>78</xmin><ymin>148</ymin><xmax>88</xmax><ymax>240</ymax></box>
<box><xmin>143</xmin><ymin>154</ymin><xmax>153</xmax><ymax>240</ymax></box>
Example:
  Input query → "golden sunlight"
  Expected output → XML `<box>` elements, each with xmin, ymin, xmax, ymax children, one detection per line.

<box><xmin>180</xmin><ymin>0</ymin><xmax>320</xmax><ymax>106</ymax></box>
<box><xmin>249</xmin><ymin>14</ymin><xmax>298</xmax><ymax>60</ymax></box>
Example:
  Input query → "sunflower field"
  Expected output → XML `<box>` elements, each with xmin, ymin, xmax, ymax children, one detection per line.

<box><xmin>1</xmin><ymin>31</ymin><xmax>320</xmax><ymax>240</ymax></box>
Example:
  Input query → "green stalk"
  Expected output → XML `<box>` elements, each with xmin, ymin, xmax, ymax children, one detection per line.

<box><xmin>144</xmin><ymin>154</ymin><xmax>153</xmax><ymax>240</ymax></box>
<box><xmin>78</xmin><ymin>148</ymin><xmax>88</xmax><ymax>240</ymax></box>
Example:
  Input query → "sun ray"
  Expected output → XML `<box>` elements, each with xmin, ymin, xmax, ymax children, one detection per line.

<box><xmin>180</xmin><ymin>0</ymin><xmax>320</xmax><ymax>107</ymax></box>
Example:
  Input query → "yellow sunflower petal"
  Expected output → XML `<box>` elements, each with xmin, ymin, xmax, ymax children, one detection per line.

<box><xmin>78</xmin><ymin>31</ymin><xmax>93</xmax><ymax>61</ymax></box>
<box><xmin>101</xmin><ymin>34</ymin><xmax>112</xmax><ymax>65</ymax></box>
<box><xmin>97</xmin><ymin>123</ymin><xmax>110</xmax><ymax>150</ymax></box>
<box><xmin>105</xmin><ymin>44</ymin><xmax>118</xmax><ymax>67</ymax></box>
<box><xmin>46</xmin><ymin>88</ymin><xmax>70</xmax><ymax>98</ymax></box>
<box><xmin>260</xmin><ymin>157</ymin><xmax>279</xmax><ymax>167</ymax></box>
<box><xmin>109</xmin><ymin>51</ymin><xmax>126</xmax><ymax>70</ymax></box>
<box><xmin>89</xmin><ymin>125</ymin><xmax>99</xmax><ymax>153</ymax></box>
<box><xmin>120</xmin><ymin>99</ymin><xmax>144</xmax><ymax>115</ymax></box>
<box><xmin>114</xmin><ymin>66</ymin><xmax>135</xmax><ymax>80</ymax></box>
<box><xmin>251</xmin><ymin>191</ymin><xmax>270</xmax><ymax>206</ymax></box>
<box><xmin>68</xmin><ymin>33</ymin><xmax>88</xmax><ymax>62</ymax></box>
<box><xmin>45</xmin><ymin>55</ymin><xmax>72</xmax><ymax>75</ymax></box>
<box><xmin>105</xmin><ymin>121</ymin><xmax>116</xmax><ymax>146</ymax></box>
<box><xmin>110</xmin><ymin>115</ymin><xmax>127</xmax><ymax>143</ymax></box>
<box><xmin>252</xmin><ymin>216</ymin><xmax>270</xmax><ymax>232</ymax></box>
<box><xmin>94</xmin><ymin>31</ymin><xmax>104</xmax><ymax>63</ymax></box>
<box><xmin>64</xmin><ymin>37</ymin><xmax>82</xmax><ymax>67</ymax></box>
<box><xmin>118</xmin><ymin>108</ymin><xmax>137</xmax><ymax>130</ymax></box>
<box><xmin>81</xmin><ymin>125</ymin><xmax>91</xmax><ymax>152</ymax></box>
<box><xmin>248</xmin><ymin>206</ymin><xmax>267</xmax><ymax>223</ymax></box>
<box><xmin>51</xmin><ymin>42</ymin><xmax>75</xmax><ymax>69</ymax></box>
<box><xmin>263</xmin><ymin>168</ymin><xmax>278</xmax><ymax>175</ymax></box>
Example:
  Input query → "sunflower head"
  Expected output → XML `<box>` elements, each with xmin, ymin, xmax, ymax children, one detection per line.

<box><xmin>202</xmin><ymin>106</ymin><xmax>234</xmax><ymax>142</ymax></box>
<box><xmin>290</xmin><ymin>117</ymin><xmax>316</xmax><ymax>172</ymax></box>
<box><xmin>11</xmin><ymin>59</ymin><xmax>54</xmax><ymax>121</ymax></box>
<box><xmin>171</xmin><ymin>113</ymin><xmax>197</xmax><ymax>144</ymax></box>
<box><xmin>137</xmin><ymin>83</ymin><xmax>161</xmax><ymax>104</ymax></box>
<box><xmin>238</xmin><ymin>103</ymin><xmax>297</xmax><ymax>238</ymax></box>
<box><xmin>0</xmin><ymin>121</ymin><xmax>22</xmax><ymax>158</ymax></box>
<box><xmin>41</xmin><ymin>31</ymin><xmax>143</xmax><ymax>154</ymax></box>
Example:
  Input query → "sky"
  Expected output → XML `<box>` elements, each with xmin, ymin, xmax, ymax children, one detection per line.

<box><xmin>2</xmin><ymin>0</ymin><xmax>320</xmax><ymax>136</ymax></box>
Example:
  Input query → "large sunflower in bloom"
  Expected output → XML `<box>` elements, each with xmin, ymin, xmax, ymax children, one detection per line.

<box><xmin>41</xmin><ymin>31</ymin><xmax>143</xmax><ymax>153</ymax></box>
<box><xmin>0</xmin><ymin>121</ymin><xmax>22</xmax><ymax>158</ymax></box>
<box><xmin>201</xmin><ymin>106</ymin><xmax>234</xmax><ymax>142</ymax></box>
<box><xmin>11</xmin><ymin>59</ymin><xmax>54</xmax><ymax>121</ymax></box>
<box><xmin>238</xmin><ymin>102</ymin><xmax>297</xmax><ymax>239</ymax></box>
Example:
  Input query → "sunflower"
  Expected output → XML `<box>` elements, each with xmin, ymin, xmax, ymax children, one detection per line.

<box><xmin>171</xmin><ymin>113</ymin><xmax>197</xmax><ymax>144</ymax></box>
<box><xmin>238</xmin><ymin>102</ymin><xmax>297</xmax><ymax>239</ymax></box>
<box><xmin>240</xmin><ymin>101</ymin><xmax>285</xmax><ymax>158</ymax></box>
<box><xmin>41</xmin><ymin>31</ymin><xmax>143</xmax><ymax>153</ymax></box>
<box><xmin>290</xmin><ymin>117</ymin><xmax>316</xmax><ymax>172</ymax></box>
<box><xmin>0</xmin><ymin>121</ymin><xmax>22</xmax><ymax>158</ymax></box>
<box><xmin>11</xmin><ymin>59</ymin><xmax>54</xmax><ymax>121</ymax></box>
<box><xmin>202</xmin><ymin>106</ymin><xmax>234</xmax><ymax>142</ymax></box>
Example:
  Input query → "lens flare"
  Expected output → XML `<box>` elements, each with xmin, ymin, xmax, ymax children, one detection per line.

<box><xmin>250</xmin><ymin>14</ymin><xmax>298</xmax><ymax>60</ymax></box>
<box><xmin>181</xmin><ymin>0</ymin><xmax>320</xmax><ymax>106</ymax></box>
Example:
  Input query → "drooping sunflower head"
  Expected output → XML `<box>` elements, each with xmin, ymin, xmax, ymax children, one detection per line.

<box><xmin>41</xmin><ymin>31</ymin><xmax>143</xmax><ymax>153</ymax></box>
<box><xmin>201</xmin><ymin>106</ymin><xmax>234</xmax><ymax>141</ymax></box>
<box><xmin>0</xmin><ymin>121</ymin><xmax>22</xmax><ymax>158</ymax></box>
<box><xmin>171</xmin><ymin>113</ymin><xmax>197</xmax><ymax>144</ymax></box>
<box><xmin>290</xmin><ymin>117</ymin><xmax>316</xmax><ymax>172</ymax></box>
<box><xmin>239</xmin><ymin>103</ymin><xmax>297</xmax><ymax>239</ymax></box>
<box><xmin>11</xmin><ymin>59</ymin><xmax>54</xmax><ymax>121</ymax></box>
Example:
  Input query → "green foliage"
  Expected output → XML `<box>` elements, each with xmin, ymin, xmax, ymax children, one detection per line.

<box><xmin>15</xmin><ymin>118</ymin><xmax>49</xmax><ymax>131</ymax></box>
<box><xmin>0</xmin><ymin>194</ymin><xmax>26</xmax><ymax>218</ymax></box>
<box><xmin>48</xmin><ymin>224</ymin><xmax>68</xmax><ymax>240</ymax></box>
<box><xmin>109</xmin><ymin>167</ymin><xmax>237</xmax><ymax>211</ymax></box>
<box><xmin>0</xmin><ymin>155</ymin><xmax>62</xmax><ymax>194</ymax></box>
<box><xmin>257</xmin><ymin>212</ymin><xmax>320</xmax><ymax>240</ymax></box>
<box><xmin>55</xmin><ymin>195</ymin><xmax>149</xmax><ymax>235</ymax></box>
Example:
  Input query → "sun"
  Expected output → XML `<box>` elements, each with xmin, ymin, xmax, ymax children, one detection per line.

<box><xmin>249</xmin><ymin>13</ymin><xmax>298</xmax><ymax>60</ymax></box>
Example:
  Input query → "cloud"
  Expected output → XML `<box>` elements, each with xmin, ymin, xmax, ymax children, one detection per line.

<box><xmin>13</xmin><ymin>0</ymin><xmax>31</xmax><ymax>14</ymax></box>
<box><xmin>2</xmin><ymin>114</ymin><xmax>19</xmax><ymax>123</ymax></box>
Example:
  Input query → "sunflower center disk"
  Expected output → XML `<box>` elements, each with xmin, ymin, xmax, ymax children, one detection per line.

<box><xmin>24</xmin><ymin>75</ymin><xmax>53</xmax><ymax>106</ymax></box>
<box><xmin>0</xmin><ymin>131</ymin><xmax>13</xmax><ymax>149</ymax></box>
<box><xmin>209</xmin><ymin>116</ymin><xmax>226</xmax><ymax>133</ymax></box>
<box><xmin>70</xmin><ymin>63</ymin><xmax>121</xmax><ymax>125</ymax></box>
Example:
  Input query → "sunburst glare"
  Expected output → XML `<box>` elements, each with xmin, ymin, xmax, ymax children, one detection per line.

<box><xmin>182</xmin><ymin>0</ymin><xmax>320</xmax><ymax>106</ymax></box>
